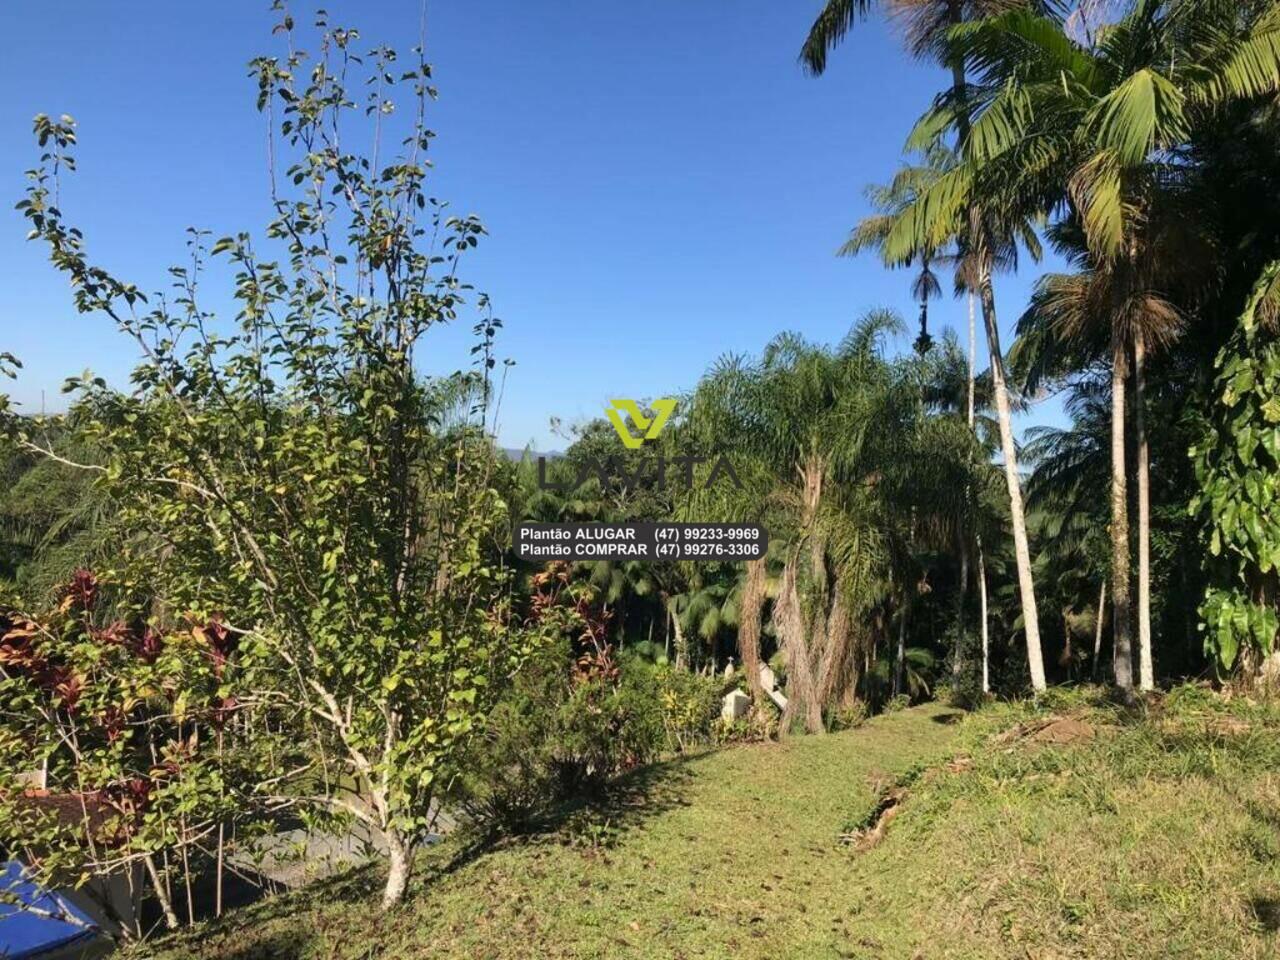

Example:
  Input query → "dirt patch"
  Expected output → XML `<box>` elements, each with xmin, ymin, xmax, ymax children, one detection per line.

<box><xmin>841</xmin><ymin>754</ymin><xmax>973</xmax><ymax>851</ymax></box>
<box><xmin>995</xmin><ymin>714</ymin><xmax>1097</xmax><ymax>747</ymax></box>
<box><xmin>1029</xmin><ymin>717</ymin><xmax>1096</xmax><ymax>745</ymax></box>
<box><xmin>840</xmin><ymin>788</ymin><xmax>907</xmax><ymax>851</ymax></box>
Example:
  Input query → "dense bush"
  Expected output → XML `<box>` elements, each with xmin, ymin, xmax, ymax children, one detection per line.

<box><xmin>453</xmin><ymin>576</ymin><xmax>727</xmax><ymax>836</ymax></box>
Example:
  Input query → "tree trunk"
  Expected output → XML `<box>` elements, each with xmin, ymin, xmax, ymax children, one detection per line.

<box><xmin>967</xmin><ymin>289</ymin><xmax>987</xmax><ymax>697</ymax></box>
<box><xmin>1111</xmin><ymin>343</ymin><xmax>1135</xmax><ymax>692</ymax></box>
<box><xmin>670</xmin><ymin>602</ymin><xmax>688</xmax><ymax>670</ymax></box>
<box><xmin>815</xmin><ymin>584</ymin><xmax>853</xmax><ymax>708</ymax></box>
<box><xmin>978</xmin><ymin>537</ymin><xmax>990</xmax><ymax>695</ymax></box>
<box><xmin>955</xmin><ymin>537</ymin><xmax>969</xmax><ymax>685</ymax></box>
<box><xmin>1091</xmin><ymin>577</ymin><xmax>1106</xmax><ymax>681</ymax></box>
<box><xmin>739</xmin><ymin>557</ymin><xmax>766</xmax><ymax>702</ymax></box>
<box><xmin>215</xmin><ymin>822</ymin><xmax>225</xmax><ymax>919</ymax></box>
<box><xmin>1135</xmin><ymin>333</ymin><xmax>1154</xmax><ymax>691</ymax></box>
<box><xmin>775</xmin><ymin>557</ymin><xmax>824</xmax><ymax>735</ymax></box>
<box><xmin>978</xmin><ymin>267</ymin><xmax>1046</xmax><ymax>692</ymax></box>
<box><xmin>893</xmin><ymin>601</ymin><xmax>907</xmax><ymax>697</ymax></box>
<box><xmin>967</xmin><ymin>292</ymin><xmax>977</xmax><ymax>429</ymax></box>
<box><xmin>382</xmin><ymin>829</ymin><xmax>411</xmax><ymax>909</ymax></box>
<box><xmin>144</xmin><ymin>855</ymin><xmax>181</xmax><ymax>931</ymax></box>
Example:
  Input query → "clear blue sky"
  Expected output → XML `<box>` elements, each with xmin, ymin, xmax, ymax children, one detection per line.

<box><xmin>0</xmin><ymin>0</ymin><xmax>1066</xmax><ymax>450</ymax></box>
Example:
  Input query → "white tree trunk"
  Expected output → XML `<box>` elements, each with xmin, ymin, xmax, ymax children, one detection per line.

<box><xmin>144</xmin><ymin>855</ymin><xmax>181</xmax><ymax>930</ymax></box>
<box><xmin>967</xmin><ymin>292</ymin><xmax>977</xmax><ymax>430</ymax></box>
<box><xmin>670</xmin><ymin>602</ymin><xmax>688</xmax><ymax>670</ymax></box>
<box><xmin>979</xmin><ymin>269</ymin><xmax>1046</xmax><ymax>692</ymax></box>
<box><xmin>894</xmin><ymin>602</ymin><xmax>906</xmax><ymax>697</ymax></box>
<box><xmin>1135</xmin><ymin>333</ymin><xmax>1154</xmax><ymax>691</ymax></box>
<box><xmin>1111</xmin><ymin>343</ymin><xmax>1134</xmax><ymax>691</ymax></box>
<box><xmin>382</xmin><ymin>829</ymin><xmax>411</xmax><ymax>909</ymax></box>
<box><xmin>978</xmin><ymin>538</ymin><xmax>990</xmax><ymax>695</ymax></box>
<box><xmin>967</xmin><ymin>292</ymin><xmax>982</xmax><ymax>693</ymax></box>
<box><xmin>1092</xmin><ymin>578</ymin><xmax>1107</xmax><ymax>681</ymax></box>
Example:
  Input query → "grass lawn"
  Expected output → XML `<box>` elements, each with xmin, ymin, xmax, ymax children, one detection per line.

<box><xmin>134</xmin><ymin>690</ymin><xmax>1280</xmax><ymax>959</ymax></box>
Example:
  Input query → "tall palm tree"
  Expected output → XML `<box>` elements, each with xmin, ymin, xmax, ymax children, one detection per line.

<box><xmin>842</xmin><ymin>148</ymin><xmax>959</xmax><ymax>352</ymax></box>
<box><xmin>801</xmin><ymin>0</ymin><xmax>1053</xmax><ymax>691</ymax></box>
<box><xmin>1018</xmin><ymin>257</ymin><xmax>1182</xmax><ymax>690</ymax></box>
<box><xmin>948</xmin><ymin>0</ymin><xmax>1280</xmax><ymax>689</ymax></box>
<box><xmin>853</xmin><ymin>150</ymin><xmax>1050</xmax><ymax>690</ymax></box>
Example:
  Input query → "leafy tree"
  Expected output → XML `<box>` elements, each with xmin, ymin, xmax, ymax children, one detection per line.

<box><xmin>10</xmin><ymin>12</ymin><xmax>548</xmax><ymax>907</ymax></box>
<box><xmin>0</xmin><ymin>572</ymin><xmax>263</xmax><ymax>934</ymax></box>
<box><xmin>1192</xmin><ymin>261</ymin><xmax>1280</xmax><ymax>679</ymax></box>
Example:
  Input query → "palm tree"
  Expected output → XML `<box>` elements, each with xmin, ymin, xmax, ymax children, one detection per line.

<box><xmin>684</xmin><ymin>311</ymin><xmax>978</xmax><ymax>729</ymax></box>
<box><xmin>842</xmin><ymin>148</ymin><xmax>959</xmax><ymax>352</ymax></box>
<box><xmin>847</xmin><ymin>151</ymin><xmax>1040</xmax><ymax>690</ymax></box>
<box><xmin>851</xmin><ymin>151</ymin><xmax>1050</xmax><ymax>690</ymax></box>
<box><xmin>950</xmin><ymin>0</ymin><xmax>1280</xmax><ymax>689</ymax></box>
<box><xmin>686</xmin><ymin>316</ymin><xmax>898</xmax><ymax>731</ymax></box>
<box><xmin>802</xmin><ymin>0</ymin><xmax>1053</xmax><ymax>691</ymax></box>
<box><xmin>1017</xmin><ymin>258</ymin><xmax>1182</xmax><ymax>690</ymax></box>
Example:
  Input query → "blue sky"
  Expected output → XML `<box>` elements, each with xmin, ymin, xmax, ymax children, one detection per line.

<box><xmin>0</xmin><ymin>0</ymin><xmax>1067</xmax><ymax>450</ymax></box>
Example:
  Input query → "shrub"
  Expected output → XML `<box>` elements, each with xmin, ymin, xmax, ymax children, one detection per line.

<box><xmin>651</xmin><ymin>663</ymin><xmax>722</xmax><ymax>753</ymax></box>
<box><xmin>453</xmin><ymin>636</ymin><xmax>671</xmax><ymax>834</ymax></box>
<box><xmin>454</xmin><ymin>587</ymin><xmax>725</xmax><ymax>835</ymax></box>
<box><xmin>945</xmin><ymin>623</ymin><xmax>985</xmax><ymax>710</ymax></box>
<box><xmin>829</xmin><ymin>699</ymin><xmax>870</xmax><ymax>731</ymax></box>
<box><xmin>712</xmin><ymin>706</ymin><xmax>779</xmax><ymax>744</ymax></box>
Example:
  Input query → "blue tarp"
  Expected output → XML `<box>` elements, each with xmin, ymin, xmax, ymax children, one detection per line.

<box><xmin>0</xmin><ymin>862</ymin><xmax>100</xmax><ymax>959</ymax></box>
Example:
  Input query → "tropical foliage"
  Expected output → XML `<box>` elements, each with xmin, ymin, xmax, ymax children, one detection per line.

<box><xmin>5</xmin><ymin>0</ymin><xmax>1280</xmax><ymax>950</ymax></box>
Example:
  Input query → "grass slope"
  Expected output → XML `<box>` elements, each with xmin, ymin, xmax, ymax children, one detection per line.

<box><xmin>136</xmin><ymin>692</ymin><xmax>1280</xmax><ymax>959</ymax></box>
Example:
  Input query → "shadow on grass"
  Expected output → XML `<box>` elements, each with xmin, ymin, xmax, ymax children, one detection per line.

<box><xmin>213</xmin><ymin>929</ymin><xmax>317</xmax><ymax>960</ymax></box>
<box><xmin>458</xmin><ymin>747</ymin><xmax>706</xmax><ymax>860</ymax></box>
<box><xmin>134</xmin><ymin>862</ymin><xmax>380</xmax><ymax>960</ymax></box>
<box><xmin>1249</xmin><ymin>896</ymin><xmax>1280</xmax><ymax>932</ymax></box>
<box><xmin>138</xmin><ymin>751</ymin><xmax>708</xmax><ymax>959</ymax></box>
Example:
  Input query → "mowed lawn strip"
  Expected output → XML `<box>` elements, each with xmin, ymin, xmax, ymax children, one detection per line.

<box><xmin>135</xmin><ymin>693</ymin><xmax>1280</xmax><ymax>960</ymax></box>
<box><xmin>137</xmin><ymin>703</ymin><xmax>962</xmax><ymax>959</ymax></box>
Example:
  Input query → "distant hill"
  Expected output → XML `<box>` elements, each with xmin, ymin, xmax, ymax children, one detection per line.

<box><xmin>501</xmin><ymin>448</ymin><xmax>562</xmax><ymax>462</ymax></box>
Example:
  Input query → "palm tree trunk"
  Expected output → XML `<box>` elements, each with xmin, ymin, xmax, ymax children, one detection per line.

<box><xmin>670</xmin><ymin>603</ymin><xmax>688</xmax><ymax>671</ymax></box>
<box><xmin>959</xmin><ymin>289</ymin><xmax>978</xmax><ymax>689</ymax></box>
<box><xmin>978</xmin><ymin>267</ymin><xmax>1047</xmax><ymax>692</ymax></box>
<box><xmin>893</xmin><ymin>600</ymin><xmax>907</xmax><ymax>697</ymax></box>
<box><xmin>816</xmin><ymin>585</ymin><xmax>853</xmax><ymax>706</ymax></box>
<box><xmin>739</xmin><ymin>557</ymin><xmax>766</xmax><ymax>702</ymax></box>
<box><xmin>1111</xmin><ymin>342</ymin><xmax>1134</xmax><ymax>692</ymax></box>
<box><xmin>1135</xmin><ymin>333</ymin><xmax>1154</xmax><ymax>691</ymax></box>
<box><xmin>967</xmin><ymin>292</ymin><xmax>977</xmax><ymax>428</ymax></box>
<box><xmin>955</xmin><ymin>538</ymin><xmax>969</xmax><ymax>684</ymax></box>
<box><xmin>1092</xmin><ymin>577</ymin><xmax>1107</xmax><ymax>681</ymax></box>
<box><xmin>775</xmin><ymin>556</ymin><xmax>824</xmax><ymax>734</ymax></box>
<box><xmin>978</xmin><ymin>536</ymin><xmax>990</xmax><ymax>695</ymax></box>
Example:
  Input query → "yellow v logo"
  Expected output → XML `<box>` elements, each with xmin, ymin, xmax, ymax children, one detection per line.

<box><xmin>605</xmin><ymin>398</ymin><xmax>677</xmax><ymax>449</ymax></box>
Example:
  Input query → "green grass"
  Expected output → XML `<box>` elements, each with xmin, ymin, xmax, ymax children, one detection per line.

<box><xmin>134</xmin><ymin>690</ymin><xmax>1280</xmax><ymax>959</ymax></box>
